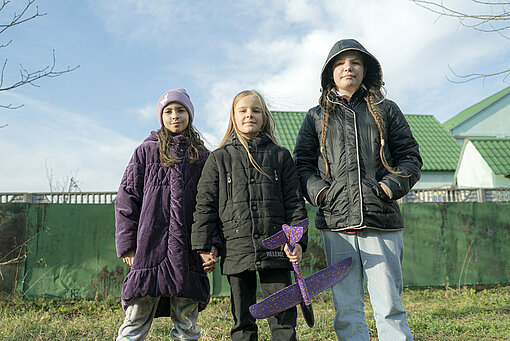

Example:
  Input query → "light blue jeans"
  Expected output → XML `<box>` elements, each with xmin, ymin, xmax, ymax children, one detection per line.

<box><xmin>320</xmin><ymin>229</ymin><xmax>413</xmax><ymax>341</ymax></box>
<box><xmin>117</xmin><ymin>295</ymin><xmax>201</xmax><ymax>341</ymax></box>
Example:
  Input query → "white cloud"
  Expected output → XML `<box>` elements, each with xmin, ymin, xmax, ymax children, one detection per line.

<box><xmin>0</xmin><ymin>93</ymin><xmax>138</xmax><ymax>192</ymax></box>
<box><xmin>134</xmin><ymin>104</ymin><xmax>154</xmax><ymax>121</ymax></box>
<box><xmin>194</xmin><ymin>0</ymin><xmax>509</xmax><ymax>145</ymax></box>
<box><xmin>88</xmin><ymin>0</ymin><xmax>193</xmax><ymax>46</ymax></box>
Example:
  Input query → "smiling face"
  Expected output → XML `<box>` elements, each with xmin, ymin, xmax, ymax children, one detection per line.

<box><xmin>233</xmin><ymin>94</ymin><xmax>265</xmax><ymax>139</ymax></box>
<box><xmin>162</xmin><ymin>102</ymin><xmax>189</xmax><ymax>134</ymax></box>
<box><xmin>332</xmin><ymin>50</ymin><xmax>366</xmax><ymax>98</ymax></box>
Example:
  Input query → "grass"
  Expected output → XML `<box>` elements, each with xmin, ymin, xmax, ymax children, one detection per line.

<box><xmin>0</xmin><ymin>285</ymin><xmax>508</xmax><ymax>340</ymax></box>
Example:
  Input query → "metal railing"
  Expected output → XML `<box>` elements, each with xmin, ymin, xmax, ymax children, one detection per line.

<box><xmin>0</xmin><ymin>192</ymin><xmax>117</xmax><ymax>204</ymax></box>
<box><xmin>398</xmin><ymin>187</ymin><xmax>510</xmax><ymax>203</ymax></box>
<box><xmin>1</xmin><ymin>187</ymin><xmax>510</xmax><ymax>204</ymax></box>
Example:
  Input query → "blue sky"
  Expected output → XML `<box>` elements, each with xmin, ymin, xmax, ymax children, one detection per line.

<box><xmin>1</xmin><ymin>0</ymin><xmax>508</xmax><ymax>192</ymax></box>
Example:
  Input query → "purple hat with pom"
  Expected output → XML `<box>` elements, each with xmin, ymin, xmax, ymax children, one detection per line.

<box><xmin>156</xmin><ymin>88</ymin><xmax>194</xmax><ymax>126</ymax></box>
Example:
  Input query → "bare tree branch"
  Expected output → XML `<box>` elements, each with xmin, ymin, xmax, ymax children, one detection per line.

<box><xmin>446</xmin><ymin>65</ymin><xmax>510</xmax><ymax>83</ymax></box>
<box><xmin>45</xmin><ymin>159</ymin><xmax>81</xmax><ymax>195</ymax></box>
<box><xmin>413</xmin><ymin>0</ymin><xmax>510</xmax><ymax>82</ymax></box>
<box><xmin>413</xmin><ymin>0</ymin><xmax>510</xmax><ymax>23</ymax></box>
<box><xmin>0</xmin><ymin>50</ymin><xmax>79</xmax><ymax>92</ymax></box>
<box><xmin>0</xmin><ymin>39</ymin><xmax>11</xmax><ymax>48</ymax></box>
<box><xmin>0</xmin><ymin>103</ymin><xmax>22</xmax><ymax>109</ymax></box>
<box><xmin>0</xmin><ymin>0</ymin><xmax>46</xmax><ymax>35</ymax></box>
<box><xmin>0</xmin><ymin>0</ymin><xmax>79</xmax><ymax>110</ymax></box>
<box><xmin>472</xmin><ymin>1</ymin><xmax>510</xmax><ymax>6</ymax></box>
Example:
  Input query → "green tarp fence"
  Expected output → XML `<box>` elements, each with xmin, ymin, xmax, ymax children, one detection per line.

<box><xmin>0</xmin><ymin>202</ymin><xmax>508</xmax><ymax>298</ymax></box>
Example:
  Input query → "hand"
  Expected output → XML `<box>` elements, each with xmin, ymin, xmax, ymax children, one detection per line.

<box><xmin>318</xmin><ymin>188</ymin><xmax>329</xmax><ymax>205</ymax></box>
<box><xmin>379</xmin><ymin>182</ymin><xmax>391</xmax><ymax>199</ymax></box>
<box><xmin>199</xmin><ymin>246</ymin><xmax>219</xmax><ymax>273</ymax></box>
<box><xmin>122</xmin><ymin>250</ymin><xmax>135</xmax><ymax>266</ymax></box>
<box><xmin>284</xmin><ymin>243</ymin><xmax>302</xmax><ymax>264</ymax></box>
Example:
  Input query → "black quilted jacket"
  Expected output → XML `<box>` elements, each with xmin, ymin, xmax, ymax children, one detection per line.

<box><xmin>191</xmin><ymin>134</ymin><xmax>308</xmax><ymax>275</ymax></box>
<box><xmin>295</xmin><ymin>89</ymin><xmax>422</xmax><ymax>231</ymax></box>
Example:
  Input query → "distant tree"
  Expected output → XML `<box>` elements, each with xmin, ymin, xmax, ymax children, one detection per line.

<box><xmin>45</xmin><ymin>159</ymin><xmax>81</xmax><ymax>194</ymax></box>
<box><xmin>413</xmin><ymin>0</ymin><xmax>510</xmax><ymax>82</ymax></box>
<box><xmin>0</xmin><ymin>0</ymin><xmax>78</xmax><ymax>111</ymax></box>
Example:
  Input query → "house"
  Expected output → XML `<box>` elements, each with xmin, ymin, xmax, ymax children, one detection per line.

<box><xmin>455</xmin><ymin>138</ymin><xmax>510</xmax><ymax>188</ymax></box>
<box><xmin>443</xmin><ymin>86</ymin><xmax>510</xmax><ymax>144</ymax></box>
<box><xmin>404</xmin><ymin>115</ymin><xmax>462</xmax><ymax>188</ymax></box>
<box><xmin>272</xmin><ymin>111</ymin><xmax>461</xmax><ymax>189</ymax></box>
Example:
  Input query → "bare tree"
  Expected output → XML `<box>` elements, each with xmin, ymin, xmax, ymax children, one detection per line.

<box><xmin>0</xmin><ymin>0</ymin><xmax>79</xmax><ymax>110</ymax></box>
<box><xmin>413</xmin><ymin>0</ymin><xmax>510</xmax><ymax>82</ymax></box>
<box><xmin>45</xmin><ymin>159</ymin><xmax>81</xmax><ymax>194</ymax></box>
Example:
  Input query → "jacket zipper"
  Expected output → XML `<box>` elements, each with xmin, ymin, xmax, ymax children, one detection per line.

<box><xmin>273</xmin><ymin>169</ymin><xmax>283</xmax><ymax>201</ymax></box>
<box><xmin>328</xmin><ymin>97</ymin><xmax>364</xmax><ymax>228</ymax></box>
<box><xmin>227</xmin><ymin>173</ymin><xmax>232</xmax><ymax>200</ymax></box>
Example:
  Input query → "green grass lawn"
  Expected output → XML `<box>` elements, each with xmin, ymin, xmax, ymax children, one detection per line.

<box><xmin>0</xmin><ymin>285</ymin><xmax>508</xmax><ymax>340</ymax></box>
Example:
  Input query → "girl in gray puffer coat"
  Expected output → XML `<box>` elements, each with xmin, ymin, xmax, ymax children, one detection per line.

<box><xmin>115</xmin><ymin>88</ymin><xmax>213</xmax><ymax>341</ymax></box>
<box><xmin>192</xmin><ymin>90</ymin><xmax>308</xmax><ymax>341</ymax></box>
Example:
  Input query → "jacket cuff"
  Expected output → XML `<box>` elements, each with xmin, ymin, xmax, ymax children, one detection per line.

<box><xmin>379</xmin><ymin>182</ymin><xmax>393</xmax><ymax>200</ymax></box>
<box><xmin>315</xmin><ymin>186</ymin><xmax>330</xmax><ymax>206</ymax></box>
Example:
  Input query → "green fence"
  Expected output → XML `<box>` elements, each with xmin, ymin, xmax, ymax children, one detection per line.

<box><xmin>0</xmin><ymin>202</ymin><xmax>508</xmax><ymax>299</ymax></box>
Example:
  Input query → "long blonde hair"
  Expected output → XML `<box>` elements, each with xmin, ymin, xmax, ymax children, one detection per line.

<box><xmin>319</xmin><ymin>55</ymin><xmax>406</xmax><ymax>180</ymax></box>
<box><xmin>219</xmin><ymin>90</ymin><xmax>279</xmax><ymax>175</ymax></box>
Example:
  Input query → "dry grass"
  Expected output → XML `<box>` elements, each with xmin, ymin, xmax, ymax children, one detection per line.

<box><xmin>0</xmin><ymin>285</ymin><xmax>508</xmax><ymax>340</ymax></box>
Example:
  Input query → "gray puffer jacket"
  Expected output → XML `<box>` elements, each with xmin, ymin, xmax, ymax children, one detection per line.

<box><xmin>191</xmin><ymin>134</ymin><xmax>308</xmax><ymax>275</ymax></box>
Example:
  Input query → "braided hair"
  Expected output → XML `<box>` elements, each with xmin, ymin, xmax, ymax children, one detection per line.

<box><xmin>319</xmin><ymin>53</ymin><xmax>406</xmax><ymax>180</ymax></box>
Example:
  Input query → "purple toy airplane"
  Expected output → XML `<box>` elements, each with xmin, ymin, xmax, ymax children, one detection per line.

<box><xmin>249</xmin><ymin>218</ymin><xmax>352</xmax><ymax>327</ymax></box>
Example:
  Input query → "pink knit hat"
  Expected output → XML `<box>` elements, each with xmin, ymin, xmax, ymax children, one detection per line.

<box><xmin>156</xmin><ymin>88</ymin><xmax>194</xmax><ymax>126</ymax></box>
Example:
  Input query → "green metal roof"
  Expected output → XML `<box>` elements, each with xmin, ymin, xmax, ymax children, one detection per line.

<box><xmin>405</xmin><ymin>114</ymin><xmax>461</xmax><ymax>171</ymax></box>
<box><xmin>442</xmin><ymin>86</ymin><xmax>510</xmax><ymax>131</ymax></box>
<box><xmin>470</xmin><ymin>138</ymin><xmax>510</xmax><ymax>175</ymax></box>
<box><xmin>272</xmin><ymin>111</ymin><xmax>306</xmax><ymax>153</ymax></box>
<box><xmin>272</xmin><ymin>111</ymin><xmax>461</xmax><ymax>172</ymax></box>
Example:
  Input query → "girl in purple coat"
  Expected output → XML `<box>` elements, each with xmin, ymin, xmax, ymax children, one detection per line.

<box><xmin>115</xmin><ymin>88</ymin><xmax>214</xmax><ymax>341</ymax></box>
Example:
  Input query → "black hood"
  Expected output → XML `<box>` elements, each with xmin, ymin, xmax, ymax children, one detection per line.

<box><xmin>320</xmin><ymin>39</ymin><xmax>383</xmax><ymax>93</ymax></box>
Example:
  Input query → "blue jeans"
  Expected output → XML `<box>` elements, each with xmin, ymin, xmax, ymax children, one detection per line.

<box><xmin>320</xmin><ymin>229</ymin><xmax>413</xmax><ymax>341</ymax></box>
<box><xmin>117</xmin><ymin>295</ymin><xmax>200</xmax><ymax>341</ymax></box>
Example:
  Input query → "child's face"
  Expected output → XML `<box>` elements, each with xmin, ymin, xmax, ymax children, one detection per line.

<box><xmin>332</xmin><ymin>50</ymin><xmax>366</xmax><ymax>97</ymax></box>
<box><xmin>234</xmin><ymin>94</ymin><xmax>264</xmax><ymax>139</ymax></box>
<box><xmin>162</xmin><ymin>102</ymin><xmax>189</xmax><ymax>134</ymax></box>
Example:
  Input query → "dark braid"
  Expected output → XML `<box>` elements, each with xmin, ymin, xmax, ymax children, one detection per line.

<box><xmin>366</xmin><ymin>89</ymin><xmax>408</xmax><ymax>176</ymax></box>
<box><xmin>319</xmin><ymin>83</ymin><xmax>334</xmax><ymax>180</ymax></box>
<box><xmin>320</xmin><ymin>76</ymin><xmax>407</xmax><ymax>177</ymax></box>
<box><xmin>157</xmin><ymin>124</ymin><xmax>207</xmax><ymax>167</ymax></box>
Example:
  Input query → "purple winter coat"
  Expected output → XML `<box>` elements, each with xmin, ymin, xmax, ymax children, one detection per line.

<box><xmin>115</xmin><ymin>131</ymin><xmax>210</xmax><ymax>315</ymax></box>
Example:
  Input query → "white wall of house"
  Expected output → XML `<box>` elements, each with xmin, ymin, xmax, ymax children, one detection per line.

<box><xmin>413</xmin><ymin>171</ymin><xmax>455</xmax><ymax>189</ymax></box>
<box><xmin>455</xmin><ymin>141</ymin><xmax>510</xmax><ymax>188</ymax></box>
<box><xmin>456</xmin><ymin>142</ymin><xmax>494</xmax><ymax>187</ymax></box>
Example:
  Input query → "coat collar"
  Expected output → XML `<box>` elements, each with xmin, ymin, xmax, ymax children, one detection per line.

<box><xmin>226</xmin><ymin>133</ymin><xmax>272</xmax><ymax>150</ymax></box>
<box><xmin>327</xmin><ymin>85</ymin><xmax>367</xmax><ymax>106</ymax></box>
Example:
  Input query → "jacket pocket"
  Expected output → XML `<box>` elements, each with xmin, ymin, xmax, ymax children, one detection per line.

<box><xmin>222</xmin><ymin>220</ymin><xmax>248</xmax><ymax>240</ymax></box>
<box><xmin>362</xmin><ymin>178</ymin><xmax>391</xmax><ymax>204</ymax></box>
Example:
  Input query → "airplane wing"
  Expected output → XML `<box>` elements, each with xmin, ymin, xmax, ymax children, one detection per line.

<box><xmin>262</xmin><ymin>229</ymin><xmax>289</xmax><ymax>250</ymax></box>
<box><xmin>249</xmin><ymin>257</ymin><xmax>352</xmax><ymax>319</ymax></box>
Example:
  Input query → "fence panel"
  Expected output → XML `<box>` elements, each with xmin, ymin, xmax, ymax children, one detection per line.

<box><xmin>0</xmin><ymin>201</ymin><xmax>508</xmax><ymax>298</ymax></box>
